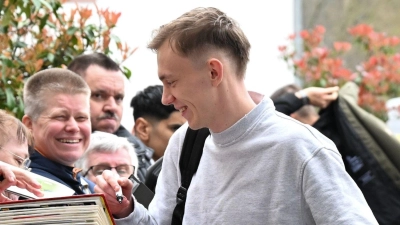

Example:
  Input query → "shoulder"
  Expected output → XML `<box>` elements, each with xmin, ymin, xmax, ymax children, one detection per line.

<box><xmin>162</xmin><ymin>123</ymin><xmax>190</xmax><ymax>165</ymax></box>
<box><xmin>263</xmin><ymin>110</ymin><xmax>339</xmax><ymax>157</ymax></box>
<box><xmin>30</xmin><ymin>167</ymin><xmax>66</xmax><ymax>185</ymax></box>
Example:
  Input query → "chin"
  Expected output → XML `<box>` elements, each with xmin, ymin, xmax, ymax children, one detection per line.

<box><xmin>187</xmin><ymin>121</ymin><xmax>203</xmax><ymax>131</ymax></box>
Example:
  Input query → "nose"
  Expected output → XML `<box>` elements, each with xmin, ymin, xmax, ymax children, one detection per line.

<box><xmin>65</xmin><ymin>117</ymin><xmax>79</xmax><ymax>132</ymax></box>
<box><xmin>104</xmin><ymin>97</ymin><xmax>118</xmax><ymax>112</ymax></box>
<box><xmin>161</xmin><ymin>87</ymin><xmax>175</xmax><ymax>106</ymax></box>
<box><xmin>110</xmin><ymin>168</ymin><xmax>119</xmax><ymax>176</ymax></box>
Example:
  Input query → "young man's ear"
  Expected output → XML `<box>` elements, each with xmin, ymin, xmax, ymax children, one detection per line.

<box><xmin>133</xmin><ymin>117</ymin><xmax>152</xmax><ymax>144</ymax></box>
<box><xmin>208</xmin><ymin>58</ymin><xmax>223</xmax><ymax>86</ymax></box>
<box><xmin>22</xmin><ymin>115</ymin><xmax>33</xmax><ymax>130</ymax></box>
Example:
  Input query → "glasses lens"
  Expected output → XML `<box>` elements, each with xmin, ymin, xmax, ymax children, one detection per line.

<box><xmin>24</xmin><ymin>158</ymin><xmax>31</xmax><ymax>170</ymax></box>
<box><xmin>116</xmin><ymin>165</ymin><xmax>135</xmax><ymax>176</ymax></box>
<box><xmin>92</xmin><ymin>165</ymin><xmax>110</xmax><ymax>176</ymax></box>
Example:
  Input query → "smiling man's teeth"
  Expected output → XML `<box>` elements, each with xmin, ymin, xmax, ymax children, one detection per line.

<box><xmin>59</xmin><ymin>139</ymin><xmax>79</xmax><ymax>143</ymax></box>
<box><xmin>179</xmin><ymin>107</ymin><xmax>187</xmax><ymax>113</ymax></box>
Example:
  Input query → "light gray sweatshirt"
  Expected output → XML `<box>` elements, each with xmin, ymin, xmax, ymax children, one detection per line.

<box><xmin>116</xmin><ymin>98</ymin><xmax>378</xmax><ymax>225</ymax></box>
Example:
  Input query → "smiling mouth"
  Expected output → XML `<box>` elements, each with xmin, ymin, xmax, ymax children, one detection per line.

<box><xmin>57</xmin><ymin>139</ymin><xmax>81</xmax><ymax>143</ymax></box>
<box><xmin>179</xmin><ymin>106</ymin><xmax>188</xmax><ymax>113</ymax></box>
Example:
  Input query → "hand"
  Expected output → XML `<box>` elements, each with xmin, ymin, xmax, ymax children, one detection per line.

<box><xmin>296</xmin><ymin>86</ymin><xmax>339</xmax><ymax>108</ymax></box>
<box><xmin>94</xmin><ymin>170</ymin><xmax>134</xmax><ymax>218</ymax></box>
<box><xmin>0</xmin><ymin>162</ymin><xmax>43</xmax><ymax>202</ymax></box>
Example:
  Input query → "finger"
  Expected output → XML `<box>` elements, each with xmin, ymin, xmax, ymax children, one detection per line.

<box><xmin>322</xmin><ymin>91</ymin><xmax>339</xmax><ymax>101</ymax></box>
<box><xmin>325</xmin><ymin>86</ymin><xmax>339</xmax><ymax>92</ymax></box>
<box><xmin>103</xmin><ymin>170</ymin><xmax>121</xmax><ymax>192</ymax></box>
<box><xmin>0</xmin><ymin>164</ymin><xmax>16</xmax><ymax>184</ymax></box>
<box><xmin>0</xmin><ymin>193</ymin><xmax>12</xmax><ymax>203</ymax></box>
<box><xmin>16</xmin><ymin>180</ymin><xmax>44</xmax><ymax>197</ymax></box>
<box><xmin>117</xmin><ymin>178</ymin><xmax>133</xmax><ymax>198</ymax></box>
<box><xmin>0</xmin><ymin>178</ymin><xmax>16</xmax><ymax>193</ymax></box>
<box><xmin>94</xmin><ymin>170</ymin><xmax>118</xmax><ymax>197</ymax></box>
<box><xmin>14</xmin><ymin>171</ymin><xmax>42</xmax><ymax>189</ymax></box>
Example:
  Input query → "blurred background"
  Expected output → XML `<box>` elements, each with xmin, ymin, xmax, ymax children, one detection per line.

<box><xmin>2</xmin><ymin>0</ymin><xmax>400</xmax><ymax>134</ymax></box>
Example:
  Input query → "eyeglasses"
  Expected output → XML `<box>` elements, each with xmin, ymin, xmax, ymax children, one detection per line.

<box><xmin>0</xmin><ymin>147</ymin><xmax>31</xmax><ymax>171</ymax></box>
<box><xmin>82</xmin><ymin>164</ymin><xmax>135</xmax><ymax>177</ymax></box>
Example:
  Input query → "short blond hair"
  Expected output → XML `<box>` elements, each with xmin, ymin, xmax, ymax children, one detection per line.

<box><xmin>0</xmin><ymin>109</ymin><xmax>33</xmax><ymax>149</ymax></box>
<box><xmin>148</xmin><ymin>7</ymin><xmax>251</xmax><ymax>79</ymax></box>
<box><xmin>23</xmin><ymin>68</ymin><xmax>90</xmax><ymax>121</ymax></box>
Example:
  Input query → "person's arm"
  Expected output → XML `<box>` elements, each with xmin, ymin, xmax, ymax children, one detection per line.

<box><xmin>298</xmin><ymin>86</ymin><xmax>339</xmax><ymax>109</ymax></box>
<box><xmin>273</xmin><ymin>86</ymin><xmax>339</xmax><ymax>115</ymax></box>
<box><xmin>304</xmin><ymin>148</ymin><xmax>378</xmax><ymax>224</ymax></box>
<box><xmin>0</xmin><ymin>162</ymin><xmax>43</xmax><ymax>201</ymax></box>
<box><xmin>273</xmin><ymin>93</ymin><xmax>304</xmax><ymax>115</ymax></box>
<box><xmin>94</xmin><ymin>124</ymin><xmax>189</xmax><ymax>225</ymax></box>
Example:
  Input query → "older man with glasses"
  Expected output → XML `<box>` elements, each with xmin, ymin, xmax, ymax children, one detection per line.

<box><xmin>76</xmin><ymin>131</ymin><xmax>138</xmax><ymax>184</ymax></box>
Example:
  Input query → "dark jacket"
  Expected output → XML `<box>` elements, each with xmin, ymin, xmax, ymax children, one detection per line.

<box><xmin>113</xmin><ymin>125</ymin><xmax>154</xmax><ymax>182</ymax></box>
<box><xmin>273</xmin><ymin>82</ymin><xmax>400</xmax><ymax>225</ymax></box>
<box><xmin>30</xmin><ymin>150</ymin><xmax>95</xmax><ymax>195</ymax></box>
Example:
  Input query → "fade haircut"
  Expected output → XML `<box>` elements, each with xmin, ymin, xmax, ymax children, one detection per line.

<box><xmin>148</xmin><ymin>7</ymin><xmax>251</xmax><ymax>79</ymax></box>
<box><xmin>23</xmin><ymin>68</ymin><xmax>90</xmax><ymax>121</ymax></box>
<box><xmin>270</xmin><ymin>84</ymin><xmax>317</xmax><ymax>119</ymax></box>
<box><xmin>0</xmin><ymin>109</ymin><xmax>33</xmax><ymax>149</ymax></box>
<box><xmin>130</xmin><ymin>85</ymin><xmax>177</xmax><ymax>123</ymax></box>
<box><xmin>76</xmin><ymin>131</ymin><xmax>139</xmax><ymax>176</ymax></box>
<box><xmin>67</xmin><ymin>52</ymin><xmax>121</xmax><ymax>78</ymax></box>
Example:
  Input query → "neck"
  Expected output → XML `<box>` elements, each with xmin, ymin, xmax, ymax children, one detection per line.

<box><xmin>209</xmin><ymin>82</ymin><xmax>256</xmax><ymax>133</ymax></box>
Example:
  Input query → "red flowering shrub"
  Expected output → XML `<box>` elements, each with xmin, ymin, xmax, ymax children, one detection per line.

<box><xmin>0</xmin><ymin>0</ymin><xmax>137</xmax><ymax>119</ymax></box>
<box><xmin>280</xmin><ymin>24</ymin><xmax>400</xmax><ymax>121</ymax></box>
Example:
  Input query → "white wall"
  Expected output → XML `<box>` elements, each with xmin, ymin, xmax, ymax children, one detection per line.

<box><xmin>66</xmin><ymin>1</ymin><xmax>295</xmax><ymax>130</ymax></box>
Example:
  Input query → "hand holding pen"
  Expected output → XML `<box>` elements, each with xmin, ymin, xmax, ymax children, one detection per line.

<box><xmin>94</xmin><ymin>170</ymin><xmax>134</xmax><ymax>218</ymax></box>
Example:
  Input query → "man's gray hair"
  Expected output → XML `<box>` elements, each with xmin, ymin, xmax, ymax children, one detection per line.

<box><xmin>76</xmin><ymin>131</ymin><xmax>139</xmax><ymax>176</ymax></box>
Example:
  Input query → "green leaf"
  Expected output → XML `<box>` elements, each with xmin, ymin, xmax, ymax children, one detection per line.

<box><xmin>121</xmin><ymin>66</ymin><xmax>132</xmax><ymax>79</ymax></box>
<box><xmin>5</xmin><ymin>87</ymin><xmax>16</xmax><ymax>108</ymax></box>
<box><xmin>110</xmin><ymin>34</ymin><xmax>121</xmax><ymax>43</ymax></box>
<box><xmin>67</xmin><ymin>26</ymin><xmax>78</xmax><ymax>35</ymax></box>
<box><xmin>15</xmin><ymin>41</ymin><xmax>27</xmax><ymax>48</ymax></box>
<box><xmin>2</xmin><ymin>58</ymin><xmax>13</xmax><ymax>67</ymax></box>
<box><xmin>32</xmin><ymin>0</ymin><xmax>53</xmax><ymax>12</ymax></box>
<box><xmin>47</xmin><ymin>53</ymin><xmax>55</xmax><ymax>62</ymax></box>
<box><xmin>32</xmin><ymin>0</ymin><xmax>41</xmax><ymax>10</ymax></box>
<box><xmin>39</xmin><ymin>14</ymin><xmax>49</xmax><ymax>30</ymax></box>
<box><xmin>1</xmin><ymin>9</ymin><xmax>12</xmax><ymax>27</ymax></box>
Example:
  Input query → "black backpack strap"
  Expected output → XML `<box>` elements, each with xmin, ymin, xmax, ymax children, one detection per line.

<box><xmin>171</xmin><ymin>127</ymin><xmax>210</xmax><ymax>225</ymax></box>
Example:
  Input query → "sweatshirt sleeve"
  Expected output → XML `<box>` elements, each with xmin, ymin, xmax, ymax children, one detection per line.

<box><xmin>273</xmin><ymin>93</ymin><xmax>304</xmax><ymax>115</ymax></box>
<box><xmin>302</xmin><ymin>147</ymin><xmax>378</xmax><ymax>224</ymax></box>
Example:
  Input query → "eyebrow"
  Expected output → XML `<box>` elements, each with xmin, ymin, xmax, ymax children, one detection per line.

<box><xmin>92</xmin><ymin>90</ymin><xmax>124</xmax><ymax>97</ymax></box>
<box><xmin>159</xmin><ymin>73</ymin><xmax>172</xmax><ymax>82</ymax></box>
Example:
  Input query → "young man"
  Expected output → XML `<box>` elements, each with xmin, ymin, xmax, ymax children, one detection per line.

<box><xmin>68</xmin><ymin>53</ymin><xmax>154</xmax><ymax>182</ymax></box>
<box><xmin>94</xmin><ymin>7</ymin><xmax>378</xmax><ymax>224</ymax></box>
<box><xmin>131</xmin><ymin>85</ymin><xmax>186</xmax><ymax>161</ymax></box>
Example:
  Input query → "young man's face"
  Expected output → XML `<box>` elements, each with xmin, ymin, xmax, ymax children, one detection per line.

<box><xmin>24</xmin><ymin>93</ymin><xmax>91</xmax><ymax>166</ymax></box>
<box><xmin>146</xmin><ymin>111</ymin><xmax>186</xmax><ymax>160</ymax></box>
<box><xmin>157</xmin><ymin>41</ymin><xmax>212</xmax><ymax>130</ymax></box>
<box><xmin>84</xmin><ymin>65</ymin><xmax>125</xmax><ymax>134</ymax></box>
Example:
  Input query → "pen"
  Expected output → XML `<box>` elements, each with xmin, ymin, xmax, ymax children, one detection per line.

<box><xmin>115</xmin><ymin>174</ymin><xmax>123</xmax><ymax>204</ymax></box>
<box><xmin>116</xmin><ymin>187</ymin><xmax>123</xmax><ymax>204</ymax></box>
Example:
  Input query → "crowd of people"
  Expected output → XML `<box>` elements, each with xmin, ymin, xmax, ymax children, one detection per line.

<box><xmin>2</xmin><ymin>6</ymin><xmax>400</xmax><ymax>225</ymax></box>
